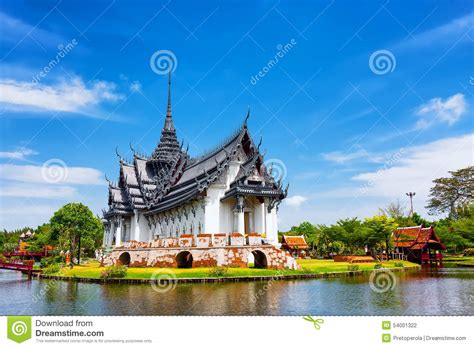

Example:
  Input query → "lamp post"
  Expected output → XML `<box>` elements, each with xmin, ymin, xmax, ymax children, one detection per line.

<box><xmin>406</xmin><ymin>192</ymin><xmax>416</xmax><ymax>216</ymax></box>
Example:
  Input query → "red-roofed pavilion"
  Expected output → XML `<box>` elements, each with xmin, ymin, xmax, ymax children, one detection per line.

<box><xmin>393</xmin><ymin>225</ymin><xmax>446</xmax><ymax>265</ymax></box>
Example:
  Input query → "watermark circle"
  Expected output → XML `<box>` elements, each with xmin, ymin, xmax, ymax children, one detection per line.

<box><xmin>150</xmin><ymin>50</ymin><xmax>177</xmax><ymax>75</ymax></box>
<box><xmin>369</xmin><ymin>269</ymin><xmax>397</xmax><ymax>293</ymax></box>
<box><xmin>150</xmin><ymin>269</ymin><xmax>178</xmax><ymax>293</ymax></box>
<box><xmin>11</xmin><ymin>321</ymin><xmax>28</xmax><ymax>336</ymax></box>
<box><xmin>369</xmin><ymin>49</ymin><xmax>396</xmax><ymax>75</ymax></box>
<box><xmin>41</xmin><ymin>158</ymin><xmax>68</xmax><ymax>184</ymax></box>
<box><xmin>264</xmin><ymin>158</ymin><xmax>287</xmax><ymax>182</ymax></box>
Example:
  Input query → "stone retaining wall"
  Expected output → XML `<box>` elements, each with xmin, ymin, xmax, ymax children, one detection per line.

<box><xmin>105</xmin><ymin>244</ymin><xmax>298</xmax><ymax>270</ymax></box>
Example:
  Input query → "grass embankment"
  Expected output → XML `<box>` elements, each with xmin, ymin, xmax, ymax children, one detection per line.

<box><xmin>49</xmin><ymin>259</ymin><xmax>418</xmax><ymax>280</ymax></box>
<box><xmin>442</xmin><ymin>256</ymin><xmax>474</xmax><ymax>267</ymax></box>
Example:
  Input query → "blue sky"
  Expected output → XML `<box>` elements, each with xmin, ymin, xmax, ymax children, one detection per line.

<box><xmin>0</xmin><ymin>0</ymin><xmax>473</xmax><ymax>230</ymax></box>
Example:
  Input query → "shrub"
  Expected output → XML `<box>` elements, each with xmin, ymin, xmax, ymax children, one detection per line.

<box><xmin>394</xmin><ymin>262</ymin><xmax>404</xmax><ymax>268</ymax></box>
<box><xmin>347</xmin><ymin>264</ymin><xmax>360</xmax><ymax>272</ymax></box>
<box><xmin>353</xmin><ymin>249</ymin><xmax>367</xmax><ymax>256</ymax></box>
<box><xmin>464</xmin><ymin>248</ymin><xmax>474</xmax><ymax>256</ymax></box>
<box><xmin>208</xmin><ymin>266</ymin><xmax>228</xmax><ymax>278</ymax></box>
<box><xmin>40</xmin><ymin>255</ymin><xmax>63</xmax><ymax>268</ymax></box>
<box><xmin>42</xmin><ymin>263</ymin><xmax>62</xmax><ymax>275</ymax></box>
<box><xmin>374</xmin><ymin>263</ymin><xmax>383</xmax><ymax>269</ymax></box>
<box><xmin>100</xmin><ymin>265</ymin><xmax>127</xmax><ymax>279</ymax></box>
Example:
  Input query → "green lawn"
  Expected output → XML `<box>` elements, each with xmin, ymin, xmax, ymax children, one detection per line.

<box><xmin>50</xmin><ymin>259</ymin><xmax>418</xmax><ymax>280</ymax></box>
<box><xmin>442</xmin><ymin>255</ymin><xmax>474</xmax><ymax>267</ymax></box>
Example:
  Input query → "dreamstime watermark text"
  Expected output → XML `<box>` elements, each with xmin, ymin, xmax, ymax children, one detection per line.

<box><xmin>250</xmin><ymin>39</ymin><xmax>297</xmax><ymax>85</ymax></box>
<box><xmin>358</xmin><ymin>148</ymin><xmax>405</xmax><ymax>195</ymax></box>
<box><xmin>32</xmin><ymin>39</ymin><xmax>79</xmax><ymax>84</ymax></box>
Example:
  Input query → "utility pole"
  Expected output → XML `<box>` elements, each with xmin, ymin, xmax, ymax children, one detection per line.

<box><xmin>406</xmin><ymin>192</ymin><xmax>416</xmax><ymax>216</ymax></box>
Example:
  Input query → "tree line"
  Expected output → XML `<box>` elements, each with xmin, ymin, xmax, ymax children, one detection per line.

<box><xmin>0</xmin><ymin>203</ymin><xmax>103</xmax><ymax>266</ymax></box>
<box><xmin>1</xmin><ymin>166</ymin><xmax>472</xmax><ymax>260</ymax></box>
<box><xmin>281</xmin><ymin>166</ymin><xmax>474</xmax><ymax>256</ymax></box>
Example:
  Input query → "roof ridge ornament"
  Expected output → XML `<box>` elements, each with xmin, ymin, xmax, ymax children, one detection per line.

<box><xmin>115</xmin><ymin>147</ymin><xmax>123</xmax><ymax>162</ymax></box>
<box><xmin>164</xmin><ymin>70</ymin><xmax>174</xmax><ymax>131</ymax></box>
<box><xmin>257</xmin><ymin>135</ymin><xmax>262</xmax><ymax>151</ymax></box>
<box><xmin>244</xmin><ymin>107</ymin><xmax>250</xmax><ymax>128</ymax></box>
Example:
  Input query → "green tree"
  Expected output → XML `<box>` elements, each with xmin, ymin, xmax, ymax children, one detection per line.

<box><xmin>335</xmin><ymin>218</ymin><xmax>366</xmax><ymax>254</ymax></box>
<box><xmin>426</xmin><ymin>166</ymin><xmax>474</xmax><ymax>217</ymax></box>
<box><xmin>26</xmin><ymin>223</ymin><xmax>53</xmax><ymax>252</ymax></box>
<box><xmin>363</xmin><ymin>215</ymin><xmax>398</xmax><ymax>254</ymax></box>
<box><xmin>285</xmin><ymin>221</ymin><xmax>319</xmax><ymax>250</ymax></box>
<box><xmin>49</xmin><ymin>203</ymin><xmax>103</xmax><ymax>266</ymax></box>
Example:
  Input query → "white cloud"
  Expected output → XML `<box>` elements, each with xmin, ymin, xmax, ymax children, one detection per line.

<box><xmin>0</xmin><ymin>78</ymin><xmax>123</xmax><ymax>116</ymax></box>
<box><xmin>415</xmin><ymin>93</ymin><xmax>468</xmax><ymax>129</ymax></box>
<box><xmin>279</xmin><ymin>133</ymin><xmax>474</xmax><ymax>229</ymax></box>
<box><xmin>294</xmin><ymin>171</ymin><xmax>320</xmax><ymax>180</ymax></box>
<box><xmin>0</xmin><ymin>183</ymin><xmax>76</xmax><ymax>198</ymax></box>
<box><xmin>322</xmin><ymin>147</ymin><xmax>389</xmax><ymax>165</ymax></box>
<box><xmin>0</xmin><ymin>11</ymin><xmax>62</xmax><ymax>45</ymax></box>
<box><xmin>284</xmin><ymin>195</ymin><xmax>308</xmax><ymax>207</ymax></box>
<box><xmin>0</xmin><ymin>203</ymin><xmax>58</xmax><ymax>229</ymax></box>
<box><xmin>0</xmin><ymin>147</ymin><xmax>37</xmax><ymax>160</ymax></box>
<box><xmin>322</xmin><ymin>149</ymin><xmax>371</xmax><ymax>164</ymax></box>
<box><xmin>0</xmin><ymin>163</ymin><xmax>105</xmax><ymax>185</ymax></box>
<box><xmin>397</xmin><ymin>12</ymin><xmax>474</xmax><ymax>50</ymax></box>
<box><xmin>351</xmin><ymin>133</ymin><xmax>473</xmax><ymax>200</ymax></box>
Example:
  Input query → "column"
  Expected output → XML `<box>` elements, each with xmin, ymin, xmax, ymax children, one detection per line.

<box><xmin>254</xmin><ymin>202</ymin><xmax>265</xmax><ymax>236</ymax></box>
<box><xmin>103</xmin><ymin>224</ymin><xmax>109</xmax><ymax>247</ymax></box>
<box><xmin>237</xmin><ymin>211</ymin><xmax>245</xmax><ymax>234</ymax></box>
<box><xmin>107</xmin><ymin>221</ymin><xmax>115</xmax><ymax>246</ymax></box>
<box><xmin>249</xmin><ymin>212</ymin><xmax>254</xmax><ymax>233</ymax></box>
<box><xmin>236</xmin><ymin>195</ymin><xmax>245</xmax><ymax>235</ymax></box>
<box><xmin>132</xmin><ymin>211</ymin><xmax>140</xmax><ymax>241</ymax></box>
<box><xmin>115</xmin><ymin>217</ymin><xmax>123</xmax><ymax>247</ymax></box>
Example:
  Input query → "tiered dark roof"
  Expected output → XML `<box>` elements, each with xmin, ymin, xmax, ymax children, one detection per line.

<box><xmin>103</xmin><ymin>77</ymin><xmax>287</xmax><ymax>218</ymax></box>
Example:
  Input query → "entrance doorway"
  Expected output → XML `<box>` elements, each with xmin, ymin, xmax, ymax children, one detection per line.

<box><xmin>118</xmin><ymin>252</ymin><xmax>131</xmax><ymax>266</ymax></box>
<box><xmin>176</xmin><ymin>251</ymin><xmax>193</xmax><ymax>268</ymax></box>
<box><xmin>247</xmin><ymin>250</ymin><xmax>267</xmax><ymax>269</ymax></box>
<box><xmin>244</xmin><ymin>212</ymin><xmax>250</xmax><ymax>234</ymax></box>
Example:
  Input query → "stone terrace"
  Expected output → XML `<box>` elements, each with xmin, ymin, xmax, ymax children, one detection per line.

<box><xmin>104</xmin><ymin>233</ymin><xmax>298</xmax><ymax>270</ymax></box>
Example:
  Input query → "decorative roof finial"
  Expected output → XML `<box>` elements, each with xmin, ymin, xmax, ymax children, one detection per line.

<box><xmin>257</xmin><ymin>135</ymin><xmax>262</xmax><ymax>150</ymax></box>
<box><xmin>244</xmin><ymin>106</ymin><xmax>250</xmax><ymax>128</ymax></box>
<box><xmin>115</xmin><ymin>146</ymin><xmax>123</xmax><ymax>162</ymax></box>
<box><xmin>164</xmin><ymin>70</ymin><xmax>174</xmax><ymax>131</ymax></box>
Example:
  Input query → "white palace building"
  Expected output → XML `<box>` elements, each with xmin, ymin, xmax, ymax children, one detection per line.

<box><xmin>102</xmin><ymin>75</ymin><xmax>294</xmax><ymax>269</ymax></box>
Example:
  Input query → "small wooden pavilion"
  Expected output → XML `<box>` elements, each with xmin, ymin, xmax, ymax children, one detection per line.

<box><xmin>281</xmin><ymin>235</ymin><xmax>309</xmax><ymax>258</ymax></box>
<box><xmin>393</xmin><ymin>226</ymin><xmax>446</xmax><ymax>265</ymax></box>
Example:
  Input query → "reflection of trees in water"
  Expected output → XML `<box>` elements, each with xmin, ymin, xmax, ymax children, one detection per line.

<box><xmin>3</xmin><ymin>268</ymin><xmax>473</xmax><ymax>315</ymax></box>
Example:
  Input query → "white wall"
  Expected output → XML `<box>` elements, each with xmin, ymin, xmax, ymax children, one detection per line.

<box><xmin>204</xmin><ymin>186</ymin><xmax>225</xmax><ymax>235</ymax></box>
<box><xmin>264</xmin><ymin>199</ymin><xmax>279</xmax><ymax>246</ymax></box>
<box><xmin>219</xmin><ymin>199</ymin><xmax>234</xmax><ymax>233</ymax></box>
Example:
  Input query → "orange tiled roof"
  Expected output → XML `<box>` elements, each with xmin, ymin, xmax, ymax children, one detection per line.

<box><xmin>393</xmin><ymin>226</ymin><xmax>446</xmax><ymax>250</ymax></box>
<box><xmin>393</xmin><ymin>226</ymin><xmax>421</xmax><ymax>248</ymax></box>
<box><xmin>282</xmin><ymin>235</ymin><xmax>309</xmax><ymax>249</ymax></box>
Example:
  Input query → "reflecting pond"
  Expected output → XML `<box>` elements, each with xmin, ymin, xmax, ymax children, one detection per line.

<box><xmin>1</xmin><ymin>268</ymin><xmax>473</xmax><ymax>315</ymax></box>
